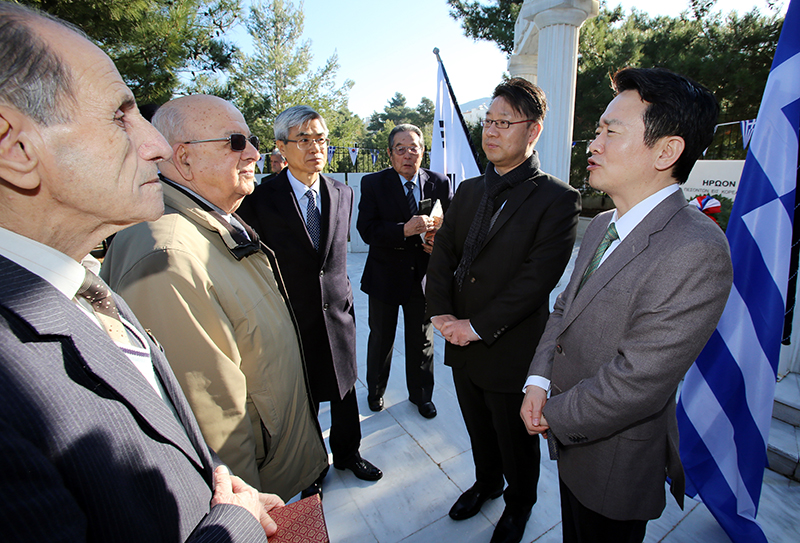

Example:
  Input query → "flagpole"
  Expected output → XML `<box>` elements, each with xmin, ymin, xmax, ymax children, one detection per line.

<box><xmin>432</xmin><ymin>48</ymin><xmax>481</xmax><ymax>171</ymax></box>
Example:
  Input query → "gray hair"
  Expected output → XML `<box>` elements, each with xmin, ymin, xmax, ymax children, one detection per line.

<box><xmin>274</xmin><ymin>105</ymin><xmax>328</xmax><ymax>141</ymax></box>
<box><xmin>388</xmin><ymin>124</ymin><xmax>424</xmax><ymax>150</ymax></box>
<box><xmin>0</xmin><ymin>2</ymin><xmax>80</xmax><ymax>126</ymax></box>
<box><xmin>150</xmin><ymin>101</ymin><xmax>190</xmax><ymax>145</ymax></box>
<box><xmin>270</xmin><ymin>148</ymin><xmax>284</xmax><ymax>158</ymax></box>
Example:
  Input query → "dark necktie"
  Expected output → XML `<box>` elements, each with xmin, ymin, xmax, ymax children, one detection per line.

<box><xmin>77</xmin><ymin>269</ymin><xmax>131</xmax><ymax>346</ymax></box>
<box><xmin>305</xmin><ymin>189</ymin><xmax>321</xmax><ymax>251</ymax></box>
<box><xmin>405</xmin><ymin>181</ymin><xmax>418</xmax><ymax>215</ymax></box>
<box><xmin>579</xmin><ymin>222</ymin><xmax>619</xmax><ymax>291</ymax></box>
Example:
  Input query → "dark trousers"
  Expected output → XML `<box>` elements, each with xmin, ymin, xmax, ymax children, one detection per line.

<box><xmin>452</xmin><ymin>367</ymin><xmax>539</xmax><ymax>512</ymax></box>
<box><xmin>366</xmin><ymin>287</ymin><xmax>434</xmax><ymax>404</ymax></box>
<box><xmin>314</xmin><ymin>386</ymin><xmax>361</xmax><ymax>466</ymax></box>
<box><xmin>560</xmin><ymin>477</ymin><xmax>647</xmax><ymax>543</ymax></box>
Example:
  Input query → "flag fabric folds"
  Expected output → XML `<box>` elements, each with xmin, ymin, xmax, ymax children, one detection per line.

<box><xmin>430</xmin><ymin>50</ymin><xmax>480</xmax><ymax>189</ymax></box>
<box><xmin>676</xmin><ymin>1</ymin><xmax>800</xmax><ymax>542</ymax></box>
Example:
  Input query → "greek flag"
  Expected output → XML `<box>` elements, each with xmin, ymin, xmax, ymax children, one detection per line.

<box><xmin>676</xmin><ymin>1</ymin><xmax>800</xmax><ymax>542</ymax></box>
<box><xmin>431</xmin><ymin>48</ymin><xmax>481</xmax><ymax>189</ymax></box>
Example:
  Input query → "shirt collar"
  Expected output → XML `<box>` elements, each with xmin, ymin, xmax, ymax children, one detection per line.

<box><xmin>287</xmin><ymin>169</ymin><xmax>321</xmax><ymax>202</ymax></box>
<box><xmin>398</xmin><ymin>170</ymin><xmax>419</xmax><ymax>186</ymax></box>
<box><xmin>611</xmin><ymin>184</ymin><xmax>680</xmax><ymax>241</ymax></box>
<box><xmin>0</xmin><ymin>226</ymin><xmax>88</xmax><ymax>300</ymax></box>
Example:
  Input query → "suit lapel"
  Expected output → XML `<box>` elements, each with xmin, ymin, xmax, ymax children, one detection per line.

<box><xmin>271</xmin><ymin>172</ymin><xmax>319</xmax><ymax>256</ymax></box>
<box><xmin>320</xmin><ymin>175</ymin><xmax>338</xmax><ymax>263</ymax></box>
<box><xmin>481</xmin><ymin>179</ymin><xmax>537</xmax><ymax>248</ymax></box>
<box><xmin>0</xmin><ymin>257</ymin><xmax>207</xmax><ymax>473</ymax></box>
<box><xmin>560</xmin><ymin>191</ymin><xmax>688</xmax><ymax>331</ymax></box>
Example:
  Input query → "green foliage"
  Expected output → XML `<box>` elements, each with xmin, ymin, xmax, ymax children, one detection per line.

<box><xmin>447</xmin><ymin>0</ymin><xmax>523</xmax><ymax>54</ymax></box>
<box><xmin>23</xmin><ymin>0</ymin><xmax>242</xmax><ymax>104</ymax></box>
<box><xmin>364</xmin><ymin>93</ymin><xmax>436</xmax><ymax>152</ymax></box>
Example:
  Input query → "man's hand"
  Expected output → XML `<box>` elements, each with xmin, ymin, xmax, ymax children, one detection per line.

<box><xmin>430</xmin><ymin>314</ymin><xmax>457</xmax><ymax>333</ymax></box>
<box><xmin>403</xmin><ymin>215</ymin><xmax>434</xmax><ymax>237</ymax></box>
<box><xmin>210</xmin><ymin>466</ymin><xmax>284</xmax><ymax>536</ymax></box>
<box><xmin>440</xmin><ymin>319</ymin><xmax>480</xmax><ymax>347</ymax></box>
<box><xmin>520</xmin><ymin>385</ymin><xmax>550</xmax><ymax>435</ymax></box>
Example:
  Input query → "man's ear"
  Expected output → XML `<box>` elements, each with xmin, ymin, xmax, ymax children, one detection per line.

<box><xmin>0</xmin><ymin>106</ymin><xmax>42</xmax><ymax>190</ymax></box>
<box><xmin>528</xmin><ymin>121</ymin><xmax>543</xmax><ymax>147</ymax></box>
<box><xmin>655</xmin><ymin>136</ymin><xmax>685</xmax><ymax>172</ymax></box>
<box><xmin>172</xmin><ymin>143</ymin><xmax>194</xmax><ymax>180</ymax></box>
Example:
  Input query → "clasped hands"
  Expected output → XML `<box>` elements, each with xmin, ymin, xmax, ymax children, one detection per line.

<box><xmin>520</xmin><ymin>385</ymin><xmax>550</xmax><ymax>436</ymax></box>
<box><xmin>210</xmin><ymin>465</ymin><xmax>284</xmax><ymax>537</ymax></box>
<box><xmin>431</xmin><ymin>314</ymin><xmax>480</xmax><ymax>347</ymax></box>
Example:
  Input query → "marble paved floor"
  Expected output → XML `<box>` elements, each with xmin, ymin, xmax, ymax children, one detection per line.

<box><xmin>300</xmin><ymin>250</ymin><xmax>799</xmax><ymax>543</ymax></box>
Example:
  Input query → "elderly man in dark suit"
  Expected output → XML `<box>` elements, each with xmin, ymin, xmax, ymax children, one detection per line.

<box><xmin>0</xmin><ymin>3</ymin><xmax>281</xmax><ymax>541</ymax></box>
<box><xmin>426</xmin><ymin>78</ymin><xmax>581</xmax><ymax>543</ymax></box>
<box><xmin>237</xmin><ymin>105</ymin><xmax>381</xmax><ymax>498</ymax></box>
<box><xmin>357</xmin><ymin>124</ymin><xmax>453</xmax><ymax>418</ymax></box>
<box><xmin>521</xmin><ymin>68</ymin><xmax>733</xmax><ymax>543</ymax></box>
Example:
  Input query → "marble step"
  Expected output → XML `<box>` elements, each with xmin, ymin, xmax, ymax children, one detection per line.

<box><xmin>768</xmin><ymin>417</ymin><xmax>800</xmax><ymax>480</ymax></box>
<box><xmin>768</xmin><ymin>373</ymin><xmax>800</xmax><ymax>481</ymax></box>
<box><xmin>773</xmin><ymin>372</ymin><xmax>800</xmax><ymax>426</ymax></box>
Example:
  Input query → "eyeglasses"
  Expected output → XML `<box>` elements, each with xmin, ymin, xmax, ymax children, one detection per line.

<box><xmin>480</xmin><ymin>119</ymin><xmax>536</xmax><ymax>130</ymax></box>
<box><xmin>392</xmin><ymin>145</ymin><xmax>422</xmax><ymax>156</ymax></box>
<box><xmin>283</xmin><ymin>137</ymin><xmax>330</xmax><ymax>151</ymax></box>
<box><xmin>183</xmin><ymin>134</ymin><xmax>260</xmax><ymax>152</ymax></box>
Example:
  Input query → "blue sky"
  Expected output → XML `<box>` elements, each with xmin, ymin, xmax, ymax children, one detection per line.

<box><xmin>230</xmin><ymin>0</ymin><xmax>787</xmax><ymax>118</ymax></box>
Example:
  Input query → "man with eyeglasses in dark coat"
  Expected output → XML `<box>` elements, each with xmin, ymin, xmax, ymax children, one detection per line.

<box><xmin>357</xmin><ymin>124</ymin><xmax>453</xmax><ymax>419</ymax></box>
<box><xmin>238</xmin><ymin>106</ymin><xmax>382</xmax><ymax>500</ymax></box>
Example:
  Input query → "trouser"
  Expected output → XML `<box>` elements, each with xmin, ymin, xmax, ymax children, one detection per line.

<box><xmin>313</xmin><ymin>385</ymin><xmax>361</xmax><ymax>466</ymax></box>
<box><xmin>559</xmin><ymin>477</ymin><xmax>647</xmax><ymax>543</ymax></box>
<box><xmin>452</xmin><ymin>367</ymin><xmax>540</xmax><ymax>512</ymax></box>
<box><xmin>366</xmin><ymin>287</ymin><xmax>434</xmax><ymax>404</ymax></box>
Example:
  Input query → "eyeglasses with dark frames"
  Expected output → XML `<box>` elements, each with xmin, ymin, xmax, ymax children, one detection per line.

<box><xmin>480</xmin><ymin>119</ymin><xmax>536</xmax><ymax>130</ymax></box>
<box><xmin>183</xmin><ymin>133</ymin><xmax>260</xmax><ymax>152</ymax></box>
<box><xmin>283</xmin><ymin>137</ymin><xmax>330</xmax><ymax>151</ymax></box>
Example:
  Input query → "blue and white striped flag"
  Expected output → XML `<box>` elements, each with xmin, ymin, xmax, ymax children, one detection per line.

<box><xmin>677</xmin><ymin>2</ymin><xmax>800</xmax><ymax>542</ymax></box>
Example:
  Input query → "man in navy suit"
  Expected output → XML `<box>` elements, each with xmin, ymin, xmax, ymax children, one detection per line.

<box><xmin>0</xmin><ymin>3</ymin><xmax>281</xmax><ymax>541</ymax></box>
<box><xmin>357</xmin><ymin>124</ymin><xmax>453</xmax><ymax>418</ymax></box>
<box><xmin>237</xmin><ymin>106</ymin><xmax>382</xmax><ymax>497</ymax></box>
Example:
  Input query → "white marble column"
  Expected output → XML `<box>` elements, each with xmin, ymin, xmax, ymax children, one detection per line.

<box><xmin>508</xmin><ymin>0</ymin><xmax>598</xmax><ymax>183</ymax></box>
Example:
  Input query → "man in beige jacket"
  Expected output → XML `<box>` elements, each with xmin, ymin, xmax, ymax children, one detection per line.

<box><xmin>101</xmin><ymin>95</ymin><xmax>327</xmax><ymax>501</ymax></box>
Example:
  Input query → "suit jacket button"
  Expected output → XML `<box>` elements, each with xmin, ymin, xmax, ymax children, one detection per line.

<box><xmin>556</xmin><ymin>344</ymin><xmax>563</xmax><ymax>354</ymax></box>
<box><xmin>470</xmin><ymin>277</ymin><xmax>476</xmax><ymax>283</ymax></box>
<box><xmin>319</xmin><ymin>270</ymin><xmax>324</xmax><ymax>277</ymax></box>
<box><xmin>323</xmin><ymin>303</ymin><xmax>329</xmax><ymax>311</ymax></box>
<box><xmin>411</xmin><ymin>266</ymin><xmax>415</xmax><ymax>271</ymax></box>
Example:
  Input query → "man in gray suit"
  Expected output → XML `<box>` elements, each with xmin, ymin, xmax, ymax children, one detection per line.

<box><xmin>0</xmin><ymin>3</ymin><xmax>282</xmax><ymax>541</ymax></box>
<box><xmin>521</xmin><ymin>68</ymin><xmax>734</xmax><ymax>543</ymax></box>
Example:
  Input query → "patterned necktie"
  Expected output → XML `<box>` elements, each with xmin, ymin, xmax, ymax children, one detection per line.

<box><xmin>305</xmin><ymin>189</ymin><xmax>321</xmax><ymax>251</ymax></box>
<box><xmin>405</xmin><ymin>181</ymin><xmax>418</xmax><ymax>215</ymax></box>
<box><xmin>77</xmin><ymin>269</ymin><xmax>131</xmax><ymax>346</ymax></box>
<box><xmin>578</xmin><ymin>222</ymin><xmax>619</xmax><ymax>291</ymax></box>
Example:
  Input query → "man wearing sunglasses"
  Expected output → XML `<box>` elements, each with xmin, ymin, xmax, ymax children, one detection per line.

<box><xmin>426</xmin><ymin>78</ymin><xmax>581</xmax><ymax>543</ymax></box>
<box><xmin>102</xmin><ymin>95</ymin><xmax>327</xmax><ymax>502</ymax></box>
<box><xmin>356</xmin><ymin>124</ymin><xmax>453</xmax><ymax>419</ymax></box>
<box><xmin>238</xmin><ymin>106</ymin><xmax>382</xmax><ymax>499</ymax></box>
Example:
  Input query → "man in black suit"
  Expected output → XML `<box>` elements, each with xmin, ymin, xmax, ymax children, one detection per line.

<box><xmin>237</xmin><ymin>106</ymin><xmax>381</xmax><ymax>497</ymax></box>
<box><xmin>426</xmin><ymin>79</ymin><xmax>581</xmax><ymax>543</ymax></box>
<box><xmin>0</xmin><ymin>3</ymin><xmax>281</xmax><ymax>541</ymax></box>
<box><xmin>357</xmin><ymin>124</ymin><xmax>453</xmax><ymax>418</ymax></box>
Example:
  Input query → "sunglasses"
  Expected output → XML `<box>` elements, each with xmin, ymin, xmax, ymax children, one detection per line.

<box><xmin>183</xmin><ymin>133</ymin><xmax>260</xmax><ymax>152</ymax></box>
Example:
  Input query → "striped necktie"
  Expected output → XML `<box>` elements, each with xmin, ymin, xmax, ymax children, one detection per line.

<box><xmin>578</xmin><ymin>222</ymin><xmax>619</xmax><ymax>291</ymax></box>
<box><xmin>405</xmin><ymin>181</ymin><xmax>418</xmax><ymax>215</ymax></box>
